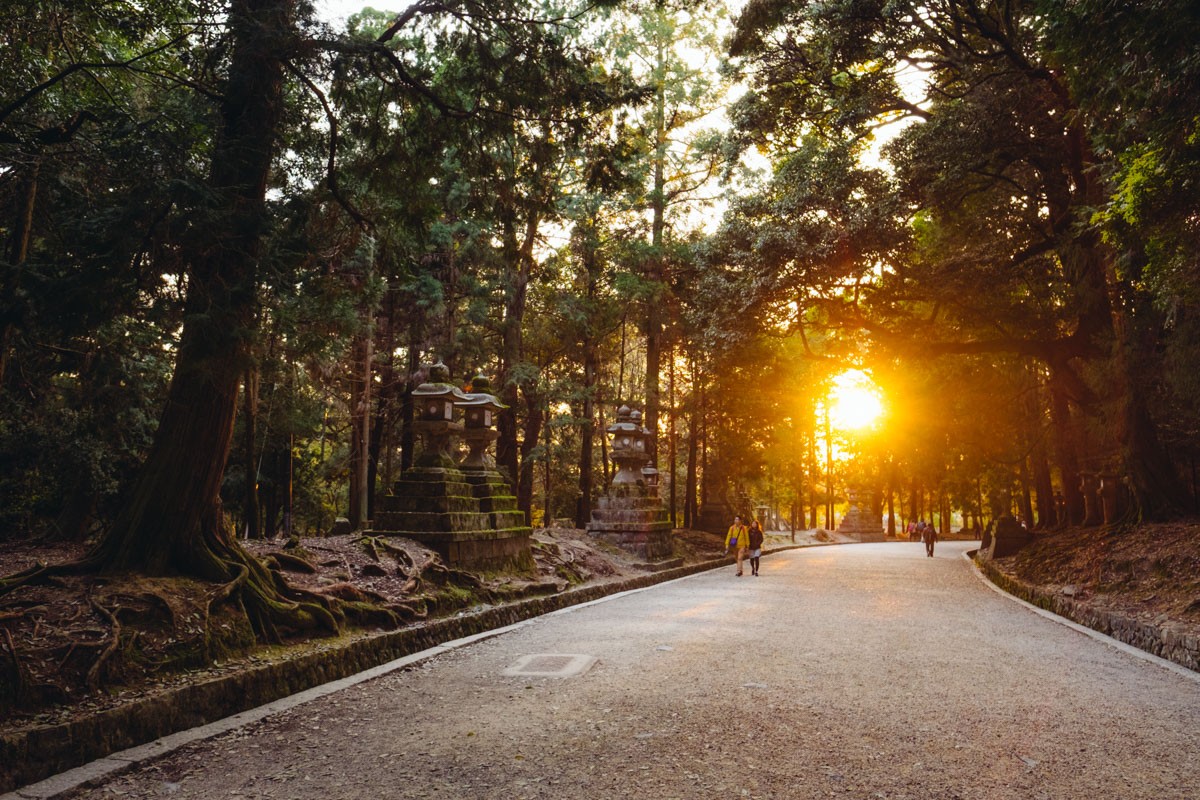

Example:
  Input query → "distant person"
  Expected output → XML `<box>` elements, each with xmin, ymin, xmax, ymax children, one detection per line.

<box><xmin>725</xmin><ymin>515</ymin><xmax>749</xmax><ymax>576</ymax></box>
<box><xmin>748</xmin><ymin>518</ymin><xmax>765</xmax><ymax>576</ymax></box>
<box><xmin>922</xmin><ymin>521</ymin><xmax>937</xmax><ymax>557</ymax></box>
<box><xmin>906</xmin><ymin>519</ymin><xmax>917</xmax><ymax>541</ymax></box>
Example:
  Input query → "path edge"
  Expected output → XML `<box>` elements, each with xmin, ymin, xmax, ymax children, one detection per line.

<box><xmin>964</xmin><ymin>549</ymin><xmax>1200</xmax><ymax>681</ymax></box>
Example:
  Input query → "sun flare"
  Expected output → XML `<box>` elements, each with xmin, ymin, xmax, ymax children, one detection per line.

<box><xmin>829</xmin><ymin>370</ymin><xmax>884</xmax><ymax>431</ymax></box>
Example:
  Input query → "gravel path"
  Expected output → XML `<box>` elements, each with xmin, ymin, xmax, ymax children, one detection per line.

<box><xmin>45</xmin><ymin>542</ymin><xmax>1200</xmax><ymax>799</ymax></box>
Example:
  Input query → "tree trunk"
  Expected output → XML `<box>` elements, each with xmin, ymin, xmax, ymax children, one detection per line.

<box><xmin>496</xmin><ymin>214</ymin><xmax>531</xmax><ymax>491</ymax></box>
<box><xmin>684</xmin><ymin>352</ymin><xmax>700</xmax><ymax>528</ymax></box>
<box><xmin>667</xmin><ymin>345</ymin><xmax>677</xmax><ymax>525</ymax></box>
<box><xmin>886</xmin><ymin>458</ymin><xmax>896</xmax><ymax>536</ymax></box>
<box><xmin>575</xmin><ymin>223</ymin><xmax>601</xmax><ymax>529</ymax></box>
<box><xmin>576</xmin><ymin>341</ymin><xmax>598</xmax><ymax>529</ymax></box>
<box><xmin>88</xmin><ymin>0</ymin><xmax>339</xmax><ymax>640</ymax></box>
<box><xmin>400</xmin><ymin>320</ymin><xmax>420</xmax><ymax>472</ymax></box>
<box><xmin>1048</xmin><ymin>373</ymin><xmax>1085</xmax><ymax>524</ymax></box>
<box><xmin>347</xmin><ymin>332</ymin><xmax>371</xmax><ymax>529</ymax></box>
<box><xmin>0</xmin><ymin>158</ymin><xmax>39</xmax><ymax>389</ymax></box>
<box><xmin>369</xmin><ymin>292</ymin><xmax>398</xmax><ymax>516</ymax></box>
<box><xmin>1018</xmin><ymin>457</ymin><xmax>1034</xmax><ymax>528</ymax></box>
<box><xmin>808</xmin><ymin>425</ymin><xmax>818</xmax><ymax>529</ymax></box>
<box><xmin>643</xmin><ymin>38</ymin><xmax>668</xmax><ymax>468</ymax></box>
<box><xmin>1110</xmin><ymin>305</ymin><xmax>1190</xmax><ymax>519</ymax></box>
<box><xmin>517</xmin><ymin>383</ymin><xmax>544</xmax><ymax>524</ymax></box>
<box><xmin>243</xmin><ymin>367</ymin><xmax>261</xmax><ymax>539</ymax></box>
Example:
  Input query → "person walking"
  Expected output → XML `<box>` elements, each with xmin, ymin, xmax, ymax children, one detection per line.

<box><xmin>747</xmin><ymin>518</ymin><xmax>765</xmax><ymax>576</ymax></box>
<box><xmin>725</xmin><ymin>515</ymin><xmax>749</xmax><ymax>576</ymax></box>
<box><xmin>922</xmin><ymin>520</ymin><xmax>937</xmax><ymax>557</ymax></box>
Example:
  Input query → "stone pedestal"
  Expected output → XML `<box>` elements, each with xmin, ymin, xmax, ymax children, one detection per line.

<box><xmin>837</xmin><ymin>488</ymin><xmax>885</xmax><ymax>542</ymax></box>
<box><xmin>696</xmin><ymin>463</ymin><xmax>737</xmax><ymax>535</ymax></box>
<box><xmin>371</xmin><ymin>465</ymin><xmax>533</xmax><ymax>572</ymax></box>
<box><xmin>587</xmin><ymin>483</ymin><xmax>674</xmax><ymax>561</ymax></box>
<box><xmin>984</xmin><ymin>515</ymin><xmax>1033</xmax><ymax>559</ymax></box>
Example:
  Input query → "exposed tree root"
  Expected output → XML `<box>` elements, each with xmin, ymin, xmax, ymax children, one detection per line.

<box><xmin>314</xmin><ymin>581</ymin><xmax>388</xmax><ymax>604</ymax></box>
<box><xmin>422</xmin><ymin>561</ymin><xmax>484</xmax><ymax>589</ymax></box>
<box><xmin>358</xmin><ymin>535</ymin><xmax>382</xmax><ymax>562</ymax></box>
<box><xmin>358</xmin><ymin>535</ymin><xmax>415</xmax><ymax>574</ymax></box>
<box><xmin>1</xmin><ymin>627</ymin><xmax>24</xmax><ymax>700</ymax></box>
<box><xmin>262</xmin><ymin>551</ymin><xmax>318</xmax><ymax>574</ymax></box>
<box><xmin>0</xmin><ymin>527</ymin><xmax>505</xmax><ymax>713</ymax></box>
<box><xmin>0</xmin><ymin>558</ymin><xmax>96</xmax><ymax>598</ymax></box>
<box><xmin>84</xmin><ymin>597</ymin><xmax>120</xmax><ymax>692</ymax></box>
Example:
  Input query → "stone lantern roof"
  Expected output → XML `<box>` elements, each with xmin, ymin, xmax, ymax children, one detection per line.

<box><xmin>456</xmin><ymin>374</ymin><xmax>507</xmax><ymax>417</ymax></box>
<box><xmin>412</xmin><ymin>363</ymin><xmax>469</xmax><ymax>427</ymax></box>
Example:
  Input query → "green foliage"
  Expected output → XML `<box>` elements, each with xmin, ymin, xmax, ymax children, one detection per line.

<box><xmin>5</xmin><ymin>0</ymin><xmax>1200</xmax><ymax>548</ymax></box>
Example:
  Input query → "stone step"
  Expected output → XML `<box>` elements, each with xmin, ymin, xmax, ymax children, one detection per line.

<box><xmin>372</xmin><ymin>510</ymin><xmax>492</xmax><ymax>534</ymax></box>
<box><xmin>376</xmin><ymin>494</ymin><xmax>482</xmax><ymax>514</ymax></box>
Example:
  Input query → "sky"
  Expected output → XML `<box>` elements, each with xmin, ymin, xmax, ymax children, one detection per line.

<box><xmin>314</xmin><ymin>0</ymin><xmax>393</xmax><ymax>24</ymax></box>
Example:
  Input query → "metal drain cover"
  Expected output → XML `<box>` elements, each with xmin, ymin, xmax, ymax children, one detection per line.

<box><xmin>503</xmin><ymin>653</ymin><xmax>597</xmax><ymax>678</ymax></box>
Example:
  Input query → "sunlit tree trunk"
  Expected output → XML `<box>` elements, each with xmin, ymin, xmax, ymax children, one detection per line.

<box><xmin>576</xmin><ymin>344</ymin><xmax>598</xmax><ymax>529</ymax></box>
<box><xmin>668</xmin><ymin>347</ymin><xmax>677</xmax><ymax>525</ymax></box>
<box><xmin>684</xmin><ymin>353</ymin><xmax>700</xmax><ymax>528</ymax></box>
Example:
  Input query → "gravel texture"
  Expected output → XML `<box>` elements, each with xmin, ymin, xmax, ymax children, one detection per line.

<box><xmin>44</xmin><ymin>542</ymin><xmax>1200</xmax><ymax>799</ymax></box>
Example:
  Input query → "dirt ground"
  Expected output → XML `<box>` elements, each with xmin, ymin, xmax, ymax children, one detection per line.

<box><xmin>2</xmin><ymin>521</ymin><xmax>1197</xmax><ymax>746</ymax></box>
<box><xmin>995</xmin><ymin>520</ymin><xmax>1200</xmax><ymax>623</ymax></box>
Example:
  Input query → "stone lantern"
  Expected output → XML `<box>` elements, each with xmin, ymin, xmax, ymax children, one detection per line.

<box><xmin>641</xmin><ymin>462</ymin><xmax>660</xmax><ymax>491</ymax></box>
<box><xmin>587</xmin><ymin>403</ymin><xmax>673</xmax><ymax>562</ymax></box>
<box><xmin>368</xmin><ymin>363</ymin><xmax>532</xmax><ymax>572</ymax></box>
<box><xmin>837</xmin><ymin>483</ymin><xmax>884</xmax><ymax>542</ymax></box>
<box><xmin>608</xmin><ymin>405</ymin><xmax>650</xmax><ymax>485</ymax></box>
<box><xmin>456</xmin><ymin>374</ymin><xmax>506</xmax><ymax>470</ymax></box>
<box><xmin>411</xmin><ymin>362</ymin><xmax>468</xmax><ymax>469</ymax></box>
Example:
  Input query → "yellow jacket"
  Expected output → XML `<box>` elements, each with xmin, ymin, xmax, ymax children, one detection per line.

<box><xmin>725</xmin><ymin>522</ymin><xmax>748</xmax><ymax>550</ymax></box>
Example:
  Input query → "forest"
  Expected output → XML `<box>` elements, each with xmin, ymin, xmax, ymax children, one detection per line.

<box><xmin>1</xmin><ymin>0</ymin><xmax>1199</xmax><ymax>652</ymax></box>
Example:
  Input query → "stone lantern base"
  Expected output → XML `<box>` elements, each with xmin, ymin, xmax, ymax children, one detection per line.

<box><xmin>369</xmin><ymin>464</ymin><xmax>533</xmax><ymax>572</ymax></box>
<box><xmin>981</xmin><ymin>515</ymin><xmax>1033</xmax><ymax>559</ymax></box>
<box><xmin>586</xmin><ymin>483</ymin><xmax>674</xmax><ymax>562</ymax></box>
<box><xmin>837</xmin><ymin>504</ymin><xmax>885</xmax><ymax>542</ymax></box>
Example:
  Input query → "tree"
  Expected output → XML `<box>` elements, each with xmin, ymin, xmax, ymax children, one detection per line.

<box><xmin>598</xmin><ymin>0</ymin><xmax>732</xmax><ymax>466</ymax></box>
<box><xmin>725</xmin><ymin>0</ymin><xmax>1191</xmax><ymax>519</ymax></box>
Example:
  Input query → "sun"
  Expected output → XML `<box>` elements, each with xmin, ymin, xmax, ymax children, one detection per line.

<box><xmin>829</xmin><ymin>370</ymin><xmax>884</xmax><ymax>431</ymax></box>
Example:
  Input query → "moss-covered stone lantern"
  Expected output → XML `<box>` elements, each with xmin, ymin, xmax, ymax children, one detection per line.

<box><xmin>411</xmin><ymin>362</ymin><xmax>468</xmax><ymax>469</ymax></box>
<box><xmin>456</xmin><ymin>374</ymin><xmax>506</xmax><ymax>470</ymax></box>
<box><xmin>608</xmin><ymin>404</ymin><xmax>649</xmax><ymax>485</ymax></box>
<box><xmin>587</xmin><ymin>403</ymin><xmax>673</xmax><ymax>562</ymax></box>
<box><xmin>641</xmin><ymin>462</ymin><xmax>660</xmax><ymax>488</ymax></box>
<box><xmin>368</xmin><ymin>364</ymin><xmax>532</xmax><ymax>572</ymax></box>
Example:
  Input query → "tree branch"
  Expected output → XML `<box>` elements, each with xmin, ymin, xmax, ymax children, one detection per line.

<box><xmin>283</xmin><ymin>60</ymin><xmax>372</xmax><ymax>230</ymax></box>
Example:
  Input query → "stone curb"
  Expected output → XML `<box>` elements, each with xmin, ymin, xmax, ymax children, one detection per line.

<box><xmin>970</xmin><ymin>551</ymin><xmax>1200</xmax><ymax>676</ymax></box>
<box><xmin>1</xmin><ymin>541</ymin><xmax>815</xmax><ymax>797</ymax></box>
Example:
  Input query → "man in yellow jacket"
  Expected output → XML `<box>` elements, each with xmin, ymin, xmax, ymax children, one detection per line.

<box><xmin>725</xmin><ymin>515</ymin><xmax>749</xmax><ymax>576</ymax></box>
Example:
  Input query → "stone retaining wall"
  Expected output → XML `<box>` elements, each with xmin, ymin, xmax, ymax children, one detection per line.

<box><xmin>975</xmin><ymin>556</ymin><xmax>1200</xmax><ymax>673</ymax></box>
<box><xmin>1</xmin><ymin>545</ymin><xmax>800</xmax><ymax>794</ymax></box>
